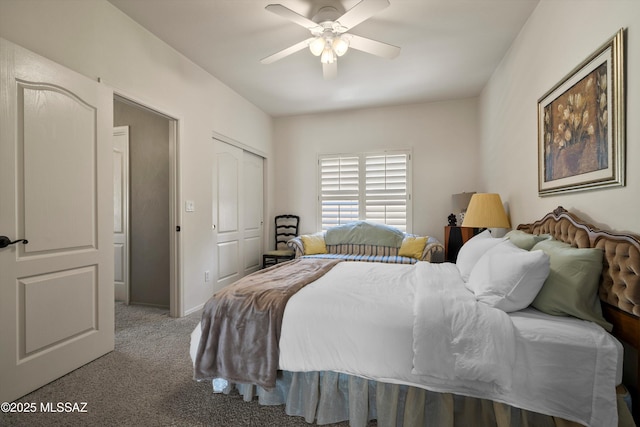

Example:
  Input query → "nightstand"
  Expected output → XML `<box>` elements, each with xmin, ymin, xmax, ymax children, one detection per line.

<box><xmin>444</xmin><ymin>226</ymin><xmax>479</xmax><ymax>262</ymax></box>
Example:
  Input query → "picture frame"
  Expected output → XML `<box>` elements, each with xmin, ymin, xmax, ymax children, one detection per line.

<box><xmin>538</xmin><ymin>28</ymin><xmax>625</xmax><ymax>196</ymax></box>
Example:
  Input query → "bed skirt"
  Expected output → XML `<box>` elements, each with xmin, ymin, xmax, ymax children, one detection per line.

<box><xmin>220</xmin><ymin>371</ymin><xmax>635</xmax><ymax>427</ymax></box>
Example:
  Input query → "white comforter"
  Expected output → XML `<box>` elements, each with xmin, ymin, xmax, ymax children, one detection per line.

<box><xmin>277</xmin><ymin>261</ymin><xmax>621</xmax><ymax>427</ymax></box>
<box><xmin>411</xmin><ymin>262</ymin><xmax>516</xmax><ymax>389</ymax></box>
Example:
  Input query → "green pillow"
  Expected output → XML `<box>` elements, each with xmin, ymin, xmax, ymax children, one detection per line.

<box><xmin>504</xmin><ymin>230</ymin><xmax>551</xmax><ymax>251</ymax></box>
<box><xmin>530</xmin><ymin>239</ymin><xmax>611</xmax><ymax>331</ymax></box>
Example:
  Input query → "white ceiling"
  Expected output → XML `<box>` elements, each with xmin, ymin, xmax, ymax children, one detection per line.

<box><xmin>107</xmin><ymin>0</ymin><xmax>539</xmax><ymax>117</ymax></box>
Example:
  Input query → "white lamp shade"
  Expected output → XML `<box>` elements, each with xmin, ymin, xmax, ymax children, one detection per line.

<box><xmin>309</xmin><ymin>37</ymin><xmax>325</xmax><ymax>56</ymax></box>
<box><xmin>320</xmin><ymin>46</ymin><xmax>336</xmax><ymax>64</ymax></box>
<box><xmin>462</xmin><ymin>193</ymin><xmax>511</xmax><ymax>228</ymax></box>
<box><xmin>452</xmin><ymin>192</ymin><xmax>475</xmax><ymax>213</ymax></box>
<box><xmin>332</xmin><ymin>37</ymin><xmax>349</xmax><ymax>56</ymax></box>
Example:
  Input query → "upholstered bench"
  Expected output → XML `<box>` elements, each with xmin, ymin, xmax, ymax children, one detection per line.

<box><xmin>287</xmin><ymin>221</ymin><xmax>444</xmax><ymax>264</ymax></box>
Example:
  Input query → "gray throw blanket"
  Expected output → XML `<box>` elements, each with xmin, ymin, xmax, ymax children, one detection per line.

<box><xmin>325</xmin><ymin>221</ymin><xmax>404</xmax><ymax>247</ymax></box>
<box><xmin>193</xmin><ymin>258</ymin><xmax>342</xmax><ymax>389</ymax></box>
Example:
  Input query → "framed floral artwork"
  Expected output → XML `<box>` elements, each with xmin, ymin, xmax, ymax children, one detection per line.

<box><xmin>538</xmin><ymin>28</ymin><xmax>625</xmax><ymax>196</ymax></box>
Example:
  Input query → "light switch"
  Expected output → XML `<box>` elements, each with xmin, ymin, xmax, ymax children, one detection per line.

<box><xmin>185</xmin><ymin>200</ymin><xmax>195</xmax><ymax>212</ymax></box>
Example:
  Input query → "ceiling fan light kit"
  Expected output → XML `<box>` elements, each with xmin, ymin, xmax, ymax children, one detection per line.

<box><xmin>261</xmin><ymin>0</ymin><xmax>400</xmax><ymax>79</ymax></box>
<box><xmin>332</xmin><ymin>36</ymin><xmax>350</xmax><ymax>56</ymax></box>
<box><xmin>309</xmin><ymin>36</ymin><xmax>326</xmax><ymax>56</ymax></box>
<box><xmin>321</xmin><ymin>46</ymin><xmax>336</xmax><ymax>64</ymax></box>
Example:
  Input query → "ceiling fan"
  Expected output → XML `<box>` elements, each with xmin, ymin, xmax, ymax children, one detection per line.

<box><xmin>260</xmin><ymin>0</ymin><xmax>401</xmax><ymax>79</ymax></box>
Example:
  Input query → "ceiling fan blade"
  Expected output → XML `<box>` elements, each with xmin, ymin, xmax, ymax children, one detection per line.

<box><xmin>261</xmin><ymin>38</ymin><xmax>314</xmax><ymax>64</ymax></box>
<box><xmin>348</xmin><ymin>34</ymin><xmax>400</xmax><ymax>59</ymax></box>
<box><xmin>265</xmin><ymin>4</ymin><xmax>320</xmax><ymax>30</ymax></box>
<box><xmin>323</xmin><ymin>61</ymin><xmax>337</xmax><ymax>80</ymax></box>
<box><xmin>336</xmin><ymin>0</ymin><xmax>390</xmax><ymax>31</ymax></box>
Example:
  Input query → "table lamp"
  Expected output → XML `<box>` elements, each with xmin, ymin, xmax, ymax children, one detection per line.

<box><xmin>461</xmin><ymin>193</ymin><xmax>511</xmax><ymax>230</ymax></box>
<box><xmin>451</xmin><ymin>192</ymin><xmax>475</xmax><ymax>224</ymax></box>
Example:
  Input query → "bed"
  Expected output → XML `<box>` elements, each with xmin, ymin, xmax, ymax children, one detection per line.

<box><xmin>191</xmin><ymin>207</ymin><xmax>639</xmax><ymax>427</ymax></box>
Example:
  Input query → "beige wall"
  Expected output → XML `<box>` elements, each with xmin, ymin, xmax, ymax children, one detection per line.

<box><xmin>6</xmin><ymin>0</ymin><xmax>637</xmax><ymax>313</ymax></box>
<box><xmin>480</xmin><ymin>0</ymin><xmax>640</xmax><ymax>233</ymax></box>
<box><xmin>273</xmin><ymin>98</ymin><xmax>481</xmax><ymax>243</ymax></box>
<box><xmin>0</xmin><ymin>0</ymin><xmax>273</xmax><ymax>314</ymax></box>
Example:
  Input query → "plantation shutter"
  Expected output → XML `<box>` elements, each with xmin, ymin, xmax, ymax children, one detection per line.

<box><xmin>319</xmin><ymin>156</ymin><xmax>360</xmax><ymax>230</ymax></box>
<box><xmin>319</xmin><ymin>151</ymin><xmax>411</xmax><ymax>232</ymax></box>
<box><xmin>365</xmin><ymin>154</ymin><xmax>408</xmax><ymax>231</ymax></box>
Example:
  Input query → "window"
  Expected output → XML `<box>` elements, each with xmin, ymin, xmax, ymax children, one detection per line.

<box><xmin>318</xmin><ymin>151</ymin><xmax>411</xmax><ymax>232</ymax></box>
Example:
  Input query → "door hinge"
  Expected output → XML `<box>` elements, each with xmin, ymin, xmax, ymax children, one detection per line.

<box><xmin>176</xmin><ymin>226</ymin><xmax>181</xmax><ymax>232</ymax></box>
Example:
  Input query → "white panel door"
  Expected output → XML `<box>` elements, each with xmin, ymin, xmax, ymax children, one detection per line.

<box><xmin>213</xmin><ymin>140</ymin><xmax>264</xmax><ymax>289</ymax></box>
<box><xmin>242</xmin><ymin>151</ymin><xmax>263</xmax><ymax>275</ymax></box>
<box><xmin>113</xmin><ymin>126</ymin><xmax>129</xmax><ymax>303</ymax></box>
<box><xmin>214</xmin><ymin>141</ymin><xmax>242</xmax><ymax>288</ymax></box>
<box><xmin>0</xmin><ymin>38</ymin><xmax>114</xmax><ymax>402</ymax></box>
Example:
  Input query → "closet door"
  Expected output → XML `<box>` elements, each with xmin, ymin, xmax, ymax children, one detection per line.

<box><xmin>213</xmin><ymin>141</ymin><xmax>263</xmax><ymax>289</ymax></box>
<box><xmin>242</xmin><ymin>151</ymin><xmax>263</xmax><ymax>276</ymax></box>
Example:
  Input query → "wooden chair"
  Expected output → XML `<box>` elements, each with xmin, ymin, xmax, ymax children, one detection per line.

<box><xmin>262</xmin><ymin>215</ymin><xmax>300</xmax><ymax>268</ymax></box>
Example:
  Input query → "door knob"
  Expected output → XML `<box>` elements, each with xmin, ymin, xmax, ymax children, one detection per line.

<box><xmin>0</xmin><ymin>236</ymin><xmax>28</xmax><ymax>248</ymax></box>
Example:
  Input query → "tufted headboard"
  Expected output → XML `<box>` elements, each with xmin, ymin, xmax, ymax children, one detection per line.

<box><xmin>517</xmin><ymin>207</ymin><xmax>640</xmax><ymax>355</ymax></box>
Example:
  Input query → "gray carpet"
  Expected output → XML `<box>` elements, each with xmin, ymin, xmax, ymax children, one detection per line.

<box><xmin>0</xmin><ymin>302</ymin><xmax>355</xmax><ymax>427</ymax></box>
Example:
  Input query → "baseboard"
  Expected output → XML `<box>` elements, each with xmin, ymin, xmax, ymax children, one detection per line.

<box><xmin>184</xmin><ymin>302</ymin><xmax>205</xmax><ymax>316</ymax></box>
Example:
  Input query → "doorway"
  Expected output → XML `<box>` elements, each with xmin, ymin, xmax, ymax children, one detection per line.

<box><xmin>113</xmin><ymin>95</ymin><xmax>180</xmax><ymax>316</ymax></box>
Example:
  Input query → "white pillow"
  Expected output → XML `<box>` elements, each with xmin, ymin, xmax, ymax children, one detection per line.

<box><xmin>466</xmin><ymin>240</ymin><xmax>550</xmax><ymax>312</ymax></box>
<box><xmin>456</xmin><ymin>230</ymin><xmax>504</xmax><ymax>281</ymax></box>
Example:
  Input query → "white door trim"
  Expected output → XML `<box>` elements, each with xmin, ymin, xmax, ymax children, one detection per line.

<box><xmin>211</xmin><ymin>130</ymin><xmax>267</xmax><ymax>159</ymax></box>
<box><xmin>113</xmin><ymin>126</ymin><xmax>130</xmax><ymax>304</ymax></box>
